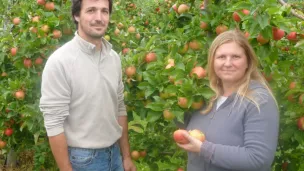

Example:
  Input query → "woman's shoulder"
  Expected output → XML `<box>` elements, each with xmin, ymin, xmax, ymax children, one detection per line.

<box><xmin>248</xmin><ymin>81</ymin><xmax>273</xmax><ymax>105</ymax></box>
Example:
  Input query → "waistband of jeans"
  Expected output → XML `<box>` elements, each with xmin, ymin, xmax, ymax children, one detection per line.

<box><xmin>68</xmin><ymin>142</ymin><xmax>118</xmax><ymax>151</ymax></box>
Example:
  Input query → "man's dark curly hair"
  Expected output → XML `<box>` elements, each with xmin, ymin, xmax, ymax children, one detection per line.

<box><xmin>71</xmin><ymin>0</ymin><xmax>113</xmax><ymax>28</ymax></box>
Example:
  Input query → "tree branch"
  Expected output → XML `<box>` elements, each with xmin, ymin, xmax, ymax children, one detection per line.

<box><xmin>278</xmin><ymin>0</ymin><xmax>304</xmax><ymax>20</ymax></box>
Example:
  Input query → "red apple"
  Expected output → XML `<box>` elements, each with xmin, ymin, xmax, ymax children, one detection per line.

<box><xmin>37</xmin><ymin>0</ymin><xmax>45</xmax><ymax>5</ymax></box>
<box><xmin>242</xmin><ymin>9</ymin><xmax>250</xmax><ymax>15</ymax></box>
<box><xmin>191</xmin><ymin>100</ymin><xmax>204</xmax><ymax>110</ymax></box>
<box><xmin>4</xmin><ymin>128</ymin><xmax>13</xmax><ymax>136</ymax></box>
<box><xmin>286</xmin><ymin>32</ymin><xmax>297</xmax><ymax>41</ymax></box>
<box><xmin>32</xmin><ymin>16</ymin><xmax>40</xmax><ymax>23</ymax></box>
<box><xmin>177</xmin><ymin>168</ymin><xmax>184</xmax><ymax>171</ymax></box>
<box><xmin>200</xmin><ymin>21</ymin><xmax>208</xmax><ymax>30</ymax></box>
<box><xmin>144</xmin><ymin>20</ymin><xmax>149</xmax><ymax>26</ymax></box>
<box><xmin>216</xmin><ymin>25</ymin><xmax>228</xmax><ymax>35</ymax></box>
<box><xmin>191</xmin><ymin>66</ymin><xmax>206</xmax><ymax>79</ymax></box>
<box><xmin>139</xmin><ymin>150</ymin><xmax>147</xmax><ymax>158</ymax></box>
<box><xmin>289</xmin><ymin>81</ymin><xmax>296</xmax><ymax>89</ymax></box>
<box><xmin>172</xmin><ymin>4</ymin><xmax>178</xmax><ymax>12</ymax></box>
<box><xmin>177</xmin><ymin>4</ymin><xmax>189</xmax><ymax>14</ymax></box>
<box><xmin>125</xmin><ymin>66</ymin><xmax>136</xmax><ymax>77</ymax></box>
<box><xmin>163</xmin><ymin>110</ymin><xmax>175</xmax><ymax>120</ymax></box>
<box><xmin>272</xmin><ymin>27</ymin><xmax>285</xmax><ymax>41</ymax></box>
<box><xmin>127</xmin><ymin>26</ymin><xmax>136</xmax><ymax>33</ymax></box>
<box><xmin>178</xmin><ymin>97</ymin><xmax>188</xmax><ymax>108</ymax></box>
<box><xmin>145</xmin><ymin>52</ymin><xmax>157</xmax><ymax>63</ymax></box>
<box><xmin>41</xmin><ymin>25</ymin><xmax>49</xmax><ymax>33</ymax></box>
<box><xmin>257</xmin><ymin>34</ymin><xmax>269</xmax><ymax>45</ymax></box>
<box><xmin>297</xmin><ymin>116</ymin><xmax>304</xmax><ymax>130</ymax></box>
<box><xmin>117</xmin><ymin>22</ymin><xmax>124</xmax><ymax>29</ymax></box>
<box><xmin>23</xmin><ymin>58</ymin><xmax>32</xmax><ymax>68</ymax></box>
<box><xmin>45</xmin><ymin>2</ymin><xmax>55</xmax><ymax>11</ymax></box>
<box><xmin>131</xmin><ymin>150</ymin><xmax>140</xmax><ymax>160</ymax></box>
<box><xmin>35</xmin><ymin>57</ymin><xmax>43</xmax><ymax>65</ymax></box>
<box><xmin>114</xmin><ymin>28</ymin><xmax>120</xmax><ymax>35</ymax></box>
<box><xmin>0</xmin><ymin>140</ymin><xmax>6</xmax><ymax>149</ymax></box>
<box><xmin>30</xmin><ymin>27</ymin><xmax>38</xmax><ymax>34</ymax></box>
<box><xmin>189</xmin><ymin>40</ymin><xmax>202</xmax><ymax>50</ymax></box>
<box><xmin>13</xmin><ymin>17</ymin><xmax>21</xmax><ymax>25</ymax></box>
<box><xmin>122</xmin><ymin>48</ymin><xmax>130</xmax><ymax>55</ymax></box>
<box><xmin>232</xmin><ymin>12</ymin><xmax>241</xmax><ymax>22</ymax></box>
<box><xmin>11</xmin><ymin>47</ymin><xmax>18</xmax><ymax>56</ymax></box>
<box><xmin>1</xmin><ymin>72</ymin><xmax>8</xmax><ymax>77</ymax></box>
<box><xmin>135</xmin><ymin>33</ymin><xmax>141</xmax><ymax>40</ymax></box>
<box><xmin>173</xmin><ymin>129</ymin><xmax>189</xmax><ymax>144</ymax></box>
<box><xmin>15</xmin><ymin>90</ymin><xmax>25</xmax><ymax>100</ymax></box>
<box><xmin>52</xmin><ymin>29</ymin><xmax>62</xmax><ymax>39</ymax></box>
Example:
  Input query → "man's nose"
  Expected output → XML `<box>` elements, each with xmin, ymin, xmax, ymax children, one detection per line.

<box><xmin>94</xmin><ymin>11</ymin><xmax>104</xmax><ymax>22</ymax></box>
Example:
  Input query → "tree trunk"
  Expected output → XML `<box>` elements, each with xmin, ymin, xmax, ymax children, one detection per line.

<box><xmin>5</xmin><ymin>148</ymin><xmax>17</xmax><ymax>170</ymax></box>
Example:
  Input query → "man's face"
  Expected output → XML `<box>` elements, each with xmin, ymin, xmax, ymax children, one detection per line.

<box><xmin>74</xmin><ymin>0</ymin><xmax>110</xmax><ymax>42</ymax></box>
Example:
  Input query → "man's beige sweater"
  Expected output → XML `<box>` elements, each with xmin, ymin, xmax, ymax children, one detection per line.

<box><xmin>40</xmin><ymin>33</ymin><xmax>127</xmax><ymax>148</ymax></box>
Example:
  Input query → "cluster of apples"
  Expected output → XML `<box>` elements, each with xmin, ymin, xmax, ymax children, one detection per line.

<box><xmin>173</xmin><ymin>129</ymin><xmax>205</xmax><ymax>144</ymax></box>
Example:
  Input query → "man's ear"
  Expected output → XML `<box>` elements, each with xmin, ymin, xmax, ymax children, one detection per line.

<box><xmin>74</xmin><ymin>15</ymin><xmax>80</xmax><ymax>22</ymax></box>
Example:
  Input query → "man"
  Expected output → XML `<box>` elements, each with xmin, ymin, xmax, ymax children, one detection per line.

<box><xmin>39</xmin><ymin>0</ymin><xmax>136</xmax><ymax>170</ymax></box>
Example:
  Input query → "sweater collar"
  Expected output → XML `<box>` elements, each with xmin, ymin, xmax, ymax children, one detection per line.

<box><xmin>74</xmin><ymin>32</ymin><xmax>112</xmax><ymax>55</ymax></box>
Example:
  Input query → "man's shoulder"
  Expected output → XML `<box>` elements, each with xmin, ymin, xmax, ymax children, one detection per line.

<box><xmin>48</xmin><ymin>39</ymin><xmax>78</xmax><ymax>62</ymax></box>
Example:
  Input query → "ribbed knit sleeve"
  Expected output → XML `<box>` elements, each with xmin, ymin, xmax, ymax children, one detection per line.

<box><xmin>40</xmin><ymin>55</ymin><xmax>71</xmax><ymax>136</ymax></box>
<box><xmin>117</xmin><ymin>61</ymin><xmax>127</xmax><ymax>116</ymax></box>
<box><xmin>117</xmin><ymin>78</ymin><xmax>127</xmax><ymax>116</ymax></box>
<box><xmin>200</xmin><ymin>93</ymin><xmax>279</xmax><ymax>170</ymax></box>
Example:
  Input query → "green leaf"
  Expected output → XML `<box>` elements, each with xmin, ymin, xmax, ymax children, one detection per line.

<box><xmin>172</xmin><ymin>110</ymin><xmax>184</xmax><ymax>123</ymax></box>
<box><xmin>128</xmin><ymin>125</ymin><xmax>144</xmax><ymax>133</ymax></box>
<box><xmin>145</xmin><ymin>88</ymin><xmax>155</xmax><ymax>98</ymax></box>
<box><xmin>34</xmin><ymin>132</ymin><xmax>40</xmax><ymax>145</ymax></box>
<box><xmin>137</xmin><ymin>82</ymin><xmax>150</xmax><ymax>90</ymax></box>
<box><xmin>175</xmin><ymin>62</ymin><xmax>185</xmax><ymax>70</ymax></box>
<box><xmin>257</xmin><ymin>14</ymin><xmax>270</xmax><ymax>29</ymax></box>
<box><xmin>145</xmin><ymin>35</ymin><xmax>157</xmax><ymax>50</ymax></box>
<box><xmin>294</xmin><ymin>131</ymin><xmax>304</xmax><ymax>144</ymax></box>
<box><xmin>146</xmin><ymin>102</ymin><xmax>164</xmax><ymax>112</ymax></box>
<box><xmin>197</xmin><ymin>87</ymin><xmax>215</xmax><ymax>99</ymax></box>
<box><xmin>146</xmin><ymin>110</ymin><xmax>162</xmax><ymax>122</ymax></box>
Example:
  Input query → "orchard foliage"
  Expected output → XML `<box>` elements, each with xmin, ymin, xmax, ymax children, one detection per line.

<box><xmin>0</xmin><ymin>0</ymin><xmax>304</xmax><ymax>170</ymax></box>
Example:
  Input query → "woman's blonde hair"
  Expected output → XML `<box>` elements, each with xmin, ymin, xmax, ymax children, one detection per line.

<box><xmin>202</xmin><ymin>29</ymin><xmax>276</xmax><ymax>114</ymax></box>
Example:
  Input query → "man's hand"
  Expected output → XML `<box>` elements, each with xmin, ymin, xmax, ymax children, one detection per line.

<box><xmin>123</xmin><ymin>157</ymin><xmax>136</xmax><ymax>171</ymax></box>
<box><xmin>176</xmin><ymin>131</ymin><xmax>203</xmax><ymax>153</ymax></box>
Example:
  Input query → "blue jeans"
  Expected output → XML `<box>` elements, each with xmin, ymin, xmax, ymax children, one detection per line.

<box><xmin>68</xmin><ymin>143</ymin><xmax>123</xmax><ymax>171</ymax></box>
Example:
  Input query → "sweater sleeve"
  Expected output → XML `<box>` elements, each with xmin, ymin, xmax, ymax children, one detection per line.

<box><xmin>39</xmin><ymin>57</ymin><xmax>71</xmax><ymax>136</ymax></box>
<box><xmin>200</xmin><ymin>94</ymin><xmax>279</xmax><ymax>170</ymax></box>
<box><xmin>117</xmin><ymin>60</ymin><xmax>127</xmax><ymax>116</ymax></box>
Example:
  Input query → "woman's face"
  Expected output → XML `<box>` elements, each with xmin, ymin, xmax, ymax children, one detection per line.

<box><xmin>213</xmin><ymin>41</ymin><xmax>248</xmax><ymax>86</ymax></box>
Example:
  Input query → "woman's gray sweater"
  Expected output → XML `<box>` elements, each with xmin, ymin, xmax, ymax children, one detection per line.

<box><xmin>186</xmin><ymin>82</ymin><xmax>279</xmax><ymax>171</ymax></box>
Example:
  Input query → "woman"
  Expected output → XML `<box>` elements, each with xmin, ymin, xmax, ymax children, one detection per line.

<box><xmin>178</xmin><ymin>30</ymin><xmax>279</xmax><ymax>171</ymax></box>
